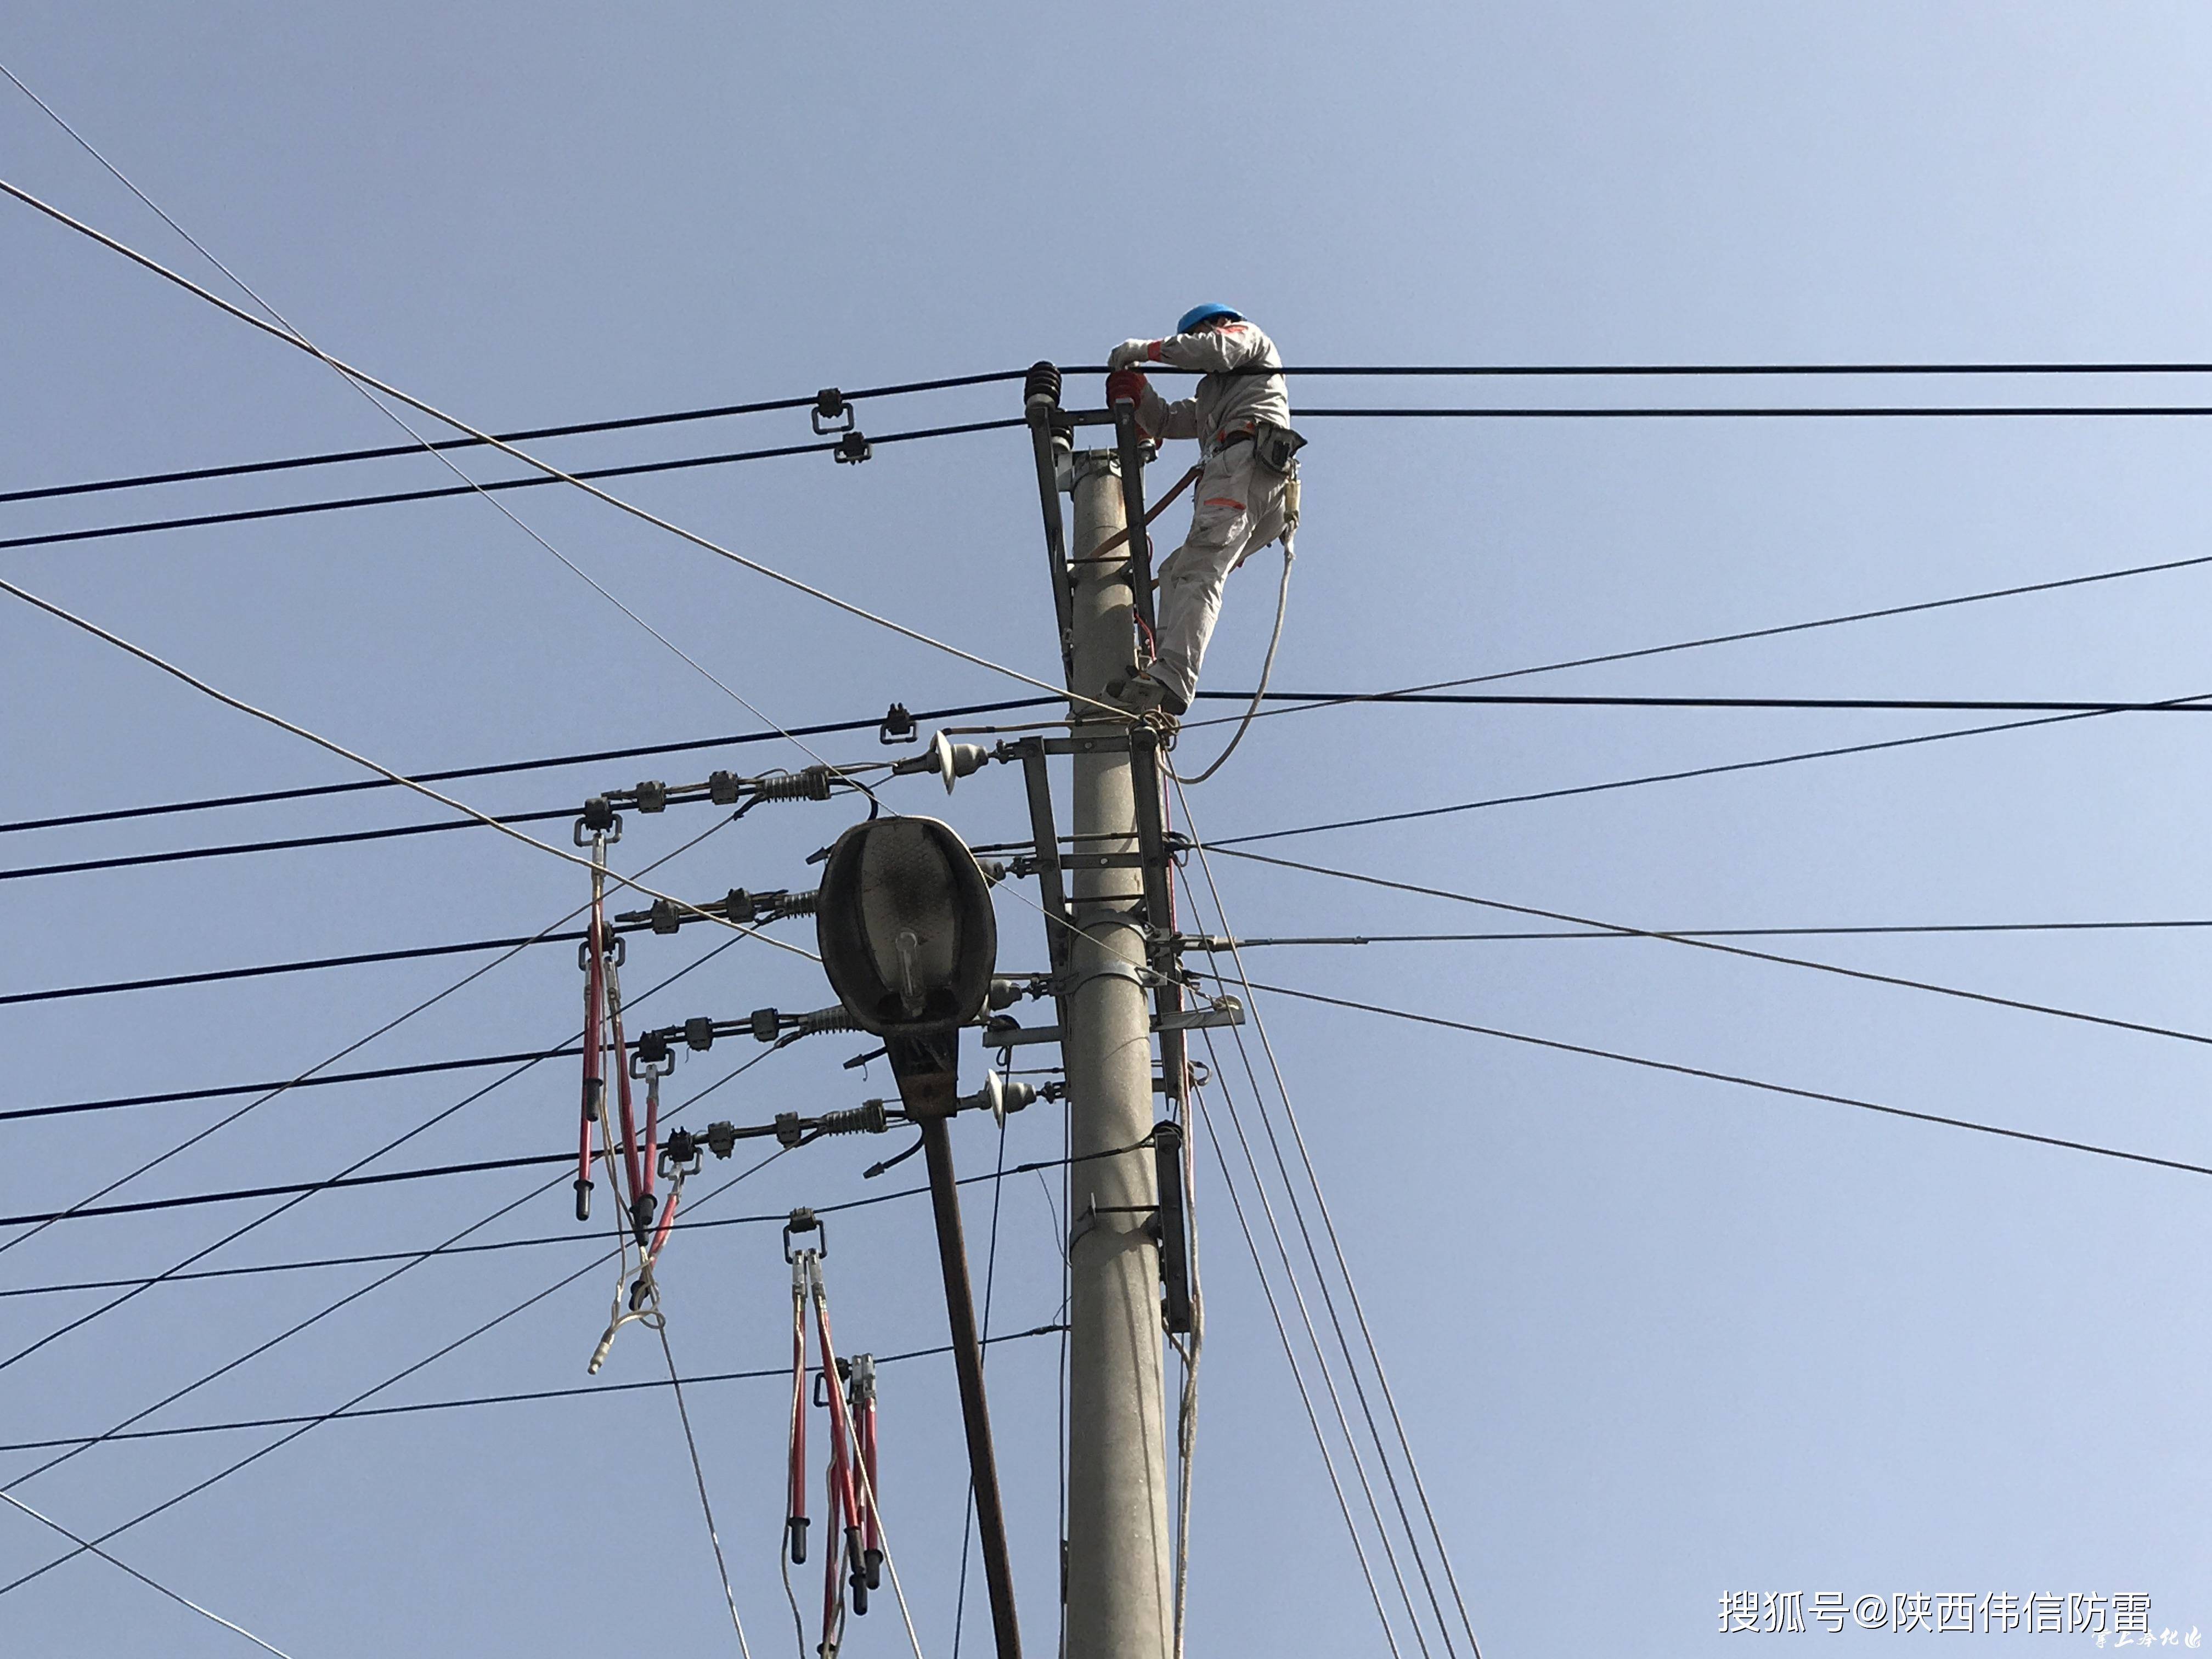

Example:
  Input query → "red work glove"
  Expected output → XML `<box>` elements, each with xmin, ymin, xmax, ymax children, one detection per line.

<box><xmin>1105</xmin><ymin>368</ymin><xmax>1150</xmax><ymax>408</ymax></box>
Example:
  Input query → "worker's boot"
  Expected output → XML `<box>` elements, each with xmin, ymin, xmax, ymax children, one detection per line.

<box><xmin>1104</xmin><ymin>668</ymin><xmax>1188</xmax><ymax>719</ymax></box>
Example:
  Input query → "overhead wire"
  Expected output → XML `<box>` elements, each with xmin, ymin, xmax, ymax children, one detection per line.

<box><xmin>0</xmin><ymin>695</ymin><xmax>1057</xmax><ymax>838</ymax></box>
<box><xmin>0</xmin><ymin>64</ymin><xmax>916</xmax><ymax>822</ymax></box>
<box><xmin>27</xmin><ymin>686</ymin><xmax>2212</xmax><ymax>890</ymax></box>
<box><xmin>1214</xmin><ymin>970</ymin><xmax>2212</xmax><ymax>1179</ymax></box>
<box><xmin>1178</xmin><ymin>554</ymin><xmax>2212</xmax><ymax>736</ymax></box>
<box><xmin>0</xmin><ymin>376</ymin><xmax>1030</xmax><ymax>506</ymax></box>
<box><xmin>0</xmin><ymin>569</ymin><xmax>831</xmax><ymax>959</ymax></box>
<box><xmin>0</xmin><ymin>1489</ymin><xmax>291</xmax><ymax>1658</ymax></box>
<box><xmin>0</xmin><ymin>1327</ymin><xmax>1069</xmax><ymax>1457</ymax></box>
<box><xmin>1176</xmin><ymin>781</ymin><xmax>1486</xmax><ymax>1657</ymax></box>
<box><xmin>0</xmin><ymin>1144</ymin><xmax>787</xmax><ymax>1600</ymax></box>
<box><xmin>29</xmin><ymin>356</ymin><xmax>2212</xmax><ymax>511</ymax></box>
<box><xmin>0</xmin><ymin>817</ymin><xmax>747</xmax><ymax>1376</ymax></box>
<box><xmin>1208</xmin><ymin>691</ymin><xmax>2212</xmax><ymax>848</ymax></box>
<box><xmin>1204</xmin><ymin>847</ymin><xmax>2212</xmax><ymax>1054</ymax></box>
<box><xmin>655</xmin><ymin>1318</ymin><xmax>752</xmax><ymax>1655</ymax></box>
<box><xmin>0</xmin><ymin>175</ymin><xmax>1122</xmax><ymax>719</ymax></box>
<box><xmin>27</xmin><ymin>354</ymin><xmax>2212</xmax><ymax>510</ymax></box>
<box><xmin>0</xmin><ymin>420</ymin><xmax>1027</xmax><ymax>554</ymax></box>
<box><xmin>1183</xmin><ymin>1064</ymin><xmax>1406</xmax><ymax>1658</ymax></box>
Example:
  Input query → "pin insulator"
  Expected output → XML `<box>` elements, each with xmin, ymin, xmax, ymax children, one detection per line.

<box><xmin>1024</xmin><ymin>361</ymin><xmax>1061</xmax><ymax>410</ymax></box>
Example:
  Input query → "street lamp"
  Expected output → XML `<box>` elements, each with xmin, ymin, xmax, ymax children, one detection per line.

<box><xmin>814</xmin><ymin>814</ymin><xmax>1023</xmax><ymax>1659</ymax></box>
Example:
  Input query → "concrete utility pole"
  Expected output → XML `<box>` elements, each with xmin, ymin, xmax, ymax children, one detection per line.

<box><xmin>1061</xmin><ymin>451</ymin><xmax>1173</xmax><ymax>1659</ymax></box>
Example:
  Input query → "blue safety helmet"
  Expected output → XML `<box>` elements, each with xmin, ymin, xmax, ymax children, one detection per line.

<box><xmin>1176</xmin><ymin>302</ymin><xmax>1243</xmax><ymax>335</ymax></box>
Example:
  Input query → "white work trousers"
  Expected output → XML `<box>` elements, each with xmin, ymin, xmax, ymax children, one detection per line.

<box><xmin>1150</xmin><ymin>443</ymin><xmax>1288</xmax><ymax>707</ymax></box>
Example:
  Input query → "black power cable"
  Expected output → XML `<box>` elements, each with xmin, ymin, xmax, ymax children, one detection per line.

<box><xmin>1227</xmin><ymin>978</ymin><xmax>2212</xmax><ymax>1182</ymax></box>
<box><xmin>0</xmin><ymin>695</ymin><xmax>1058</xmax><ymax>837</ymax></box>
<box><xmin>10</xmin><ymin>690</ymin><xmax>2211</xmax><ymax>887</ymax></box>
<box><xmin>0</xmin><ymin>1149</ymin><xmax>590</xmax><ymax>1228</ymax></box>
<box><xmin>22</xmin><ymin>912</ymin><xmax>2212</xmax><ymax>1015</ymax></box>
<box><xmin>0</xmin><ymin>1143</ymin><xmax>1108</xmax><ymax>1299</ymax></box>
<box><xmin>0</xmin><ymin>930</ymin><xmax>600</xmax><ymax>1008</ymax></box>
<box><xmin>0</xmin><ymin>1324</ymin><xmax>1069</xmax><ymax>1455</ymax></box>
<box><xmin>0</xmin><ymin>417</ymin><xmax>1024</xmax><ymax>554</ymax></box>
<box><xmin>22</xmin><ymin>356</ymin><xmax>2212</xmax><ymax>508</ymax></box>
<box><xmin>1206</xmin><ymin>696</ymin><xmax>2209</xmax><ymax>849</ymax></box>
<box><xmin>21</xmin><ymin>407</ymin><xmax>2212</xmax><ymax>560</ymax></box>
<box><xmin>2</xmin><ymin>1043</ymin><xmax>583</xmax><ymax>1123</ymax></box>
<box><xmin>0</xmin><ymin>370</ymin><xmax>1032</xmax><ymax>506</ymax></box>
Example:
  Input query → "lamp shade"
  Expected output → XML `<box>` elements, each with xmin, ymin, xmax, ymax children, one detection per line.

<box><xmin>815</xmin><ymin>816</ymin><xmax>999</xmax><ymax>1036</ymax></box>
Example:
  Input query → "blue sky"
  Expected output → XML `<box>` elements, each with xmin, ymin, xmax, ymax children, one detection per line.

<box><xmin>3</xmin><ymin>4</ymin><xmax>2211</xmax><ymax>1654</ymax></box>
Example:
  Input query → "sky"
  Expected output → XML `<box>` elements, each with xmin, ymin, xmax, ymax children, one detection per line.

<box><xmin>3</xmin><ymin>2</ymin><xmax>2211</xmax><ymax>1654</ymax></box>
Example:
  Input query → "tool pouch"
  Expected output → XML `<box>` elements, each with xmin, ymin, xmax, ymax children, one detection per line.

<box><xmin>1253</xmin><ymin>419</ymin><xmax>1307</xmax><ymax>476</ymax></box>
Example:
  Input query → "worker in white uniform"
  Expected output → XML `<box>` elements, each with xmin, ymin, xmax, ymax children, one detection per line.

<box><xmin>1102</xmin><ymin>304</ymin><xmax>1301</xmax><ymax>718</ymax></box>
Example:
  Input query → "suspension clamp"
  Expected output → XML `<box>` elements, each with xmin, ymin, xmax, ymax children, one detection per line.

<box><xmin>834</xmin><ymin>431</ymin><xmax>872</xmax><ymax>465</ymax></box>
<box><xmin>878</xmin><ymin>702</ymin><xmax>918</xmax><ymax>745</ymax></box>
<box><xmin>811</xmin><ymin>389</ymin><xmax>855</xmax><ymax>435</ymax></box>
<box><xmin>783</xmin><ymin>1206</ymin><xmax>825</xmax><ymax>1261</ymax></box>
<box><xmin>572</xmin><ymin>797</ymin><xmax>622</xmax><ymax>844</ymax></box>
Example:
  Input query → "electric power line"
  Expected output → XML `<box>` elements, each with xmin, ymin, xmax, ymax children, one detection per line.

<box><xmin>0</xmin><ymin>418</ymin><xmax>1026</xmax><ymax>555</ymax></box>
<box><xmin>3</xmin><ymin>1042</ymin><xmax>586</xmax><ymax>1123</ymax></box>
<box><xmin>24</xmin><ymin>356</ymin><xmax>2212</xmax><ymax>509</ymax></box>
<box><xmin>0</xmin><ymin>1143</ymin><xmax>1137</xmax><ymax>1295</ymax></box>
<box><xmin>1208</xmin><ymin>693</ymin><xmax>2212</xmax><ymax>848</ymax></box>
<box><xmin>16</xmin><ymin>686</ymin><xmax>2212</xmax><ymax>889</ymax></box>
<box><xmin>0</xmin><ymin>696</ymin><xmax>1057</xmax><ymax>837</ymax></box>
<box><xmin>1204</xmin><ymin>847</ymin><xmax>2212</xmax><ymax>1054</ymax></box>
<box><xmin>27</xmin><ymin>911</ymin><xmax>2212</xmax><ymax>1014</ymax></box>
<box><xmin>0</xmin><ymin>374</ymin><xmax>1033</xmax><ymax>507</ymax></box>
<box><xmin>1224</xmin><ymin>978</ymin><xmax>2212</xmax><ymax>1180</ymax></box>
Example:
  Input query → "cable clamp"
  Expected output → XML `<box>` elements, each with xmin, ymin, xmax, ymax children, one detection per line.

<box><xmin>878</xmin><ymin>702</ymin><xmax>918</xmax><ymax>745</ymax></box>
<box><xmin>812</xmin><ymin>388</ymin><xmax>855</xmax><ymax>435</ymax></box>
<box><xmin>573</xmin><ymin>798</ymin><xmax>622</xmax><ymax>843</ymax></box>
<box><xmin>784</xmin><ymin>1206</ymin><xmax>825</xmax><ymax>1262</ymax></box>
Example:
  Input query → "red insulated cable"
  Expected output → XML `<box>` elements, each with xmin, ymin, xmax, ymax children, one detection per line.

<box><xmin>647</xmin><ymin>1180</ymin><xmax>679</xmax><ymax>1259</ymax></box>
<box><xmin>575</xmin><ymin>897</ymin><xmax>606</xmax><ymax>1214</ymax></box>
<box><xmin>859</xmin><ymin>1391</ymin><xmax>882</xmax><ymax>1568</ymax></box>
<box><xmin>812</xmin><ymin>1288</ymin><xmax>867</xmax><ymax>1615</ymax></box>
<box><xmin>820</xmin><ymin>1453</ymin><xmax>843</xmax><ymax>1649</ymax></box>
<box><xmin>787</xmin><ymin>1272</ymin><xmax>809</xmax><ymax>1564</ymax></box>
<box><xmin>608</xmin><ymin>1000</ymin><xmax>643</xmax><ymax>1205</ymax></box>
